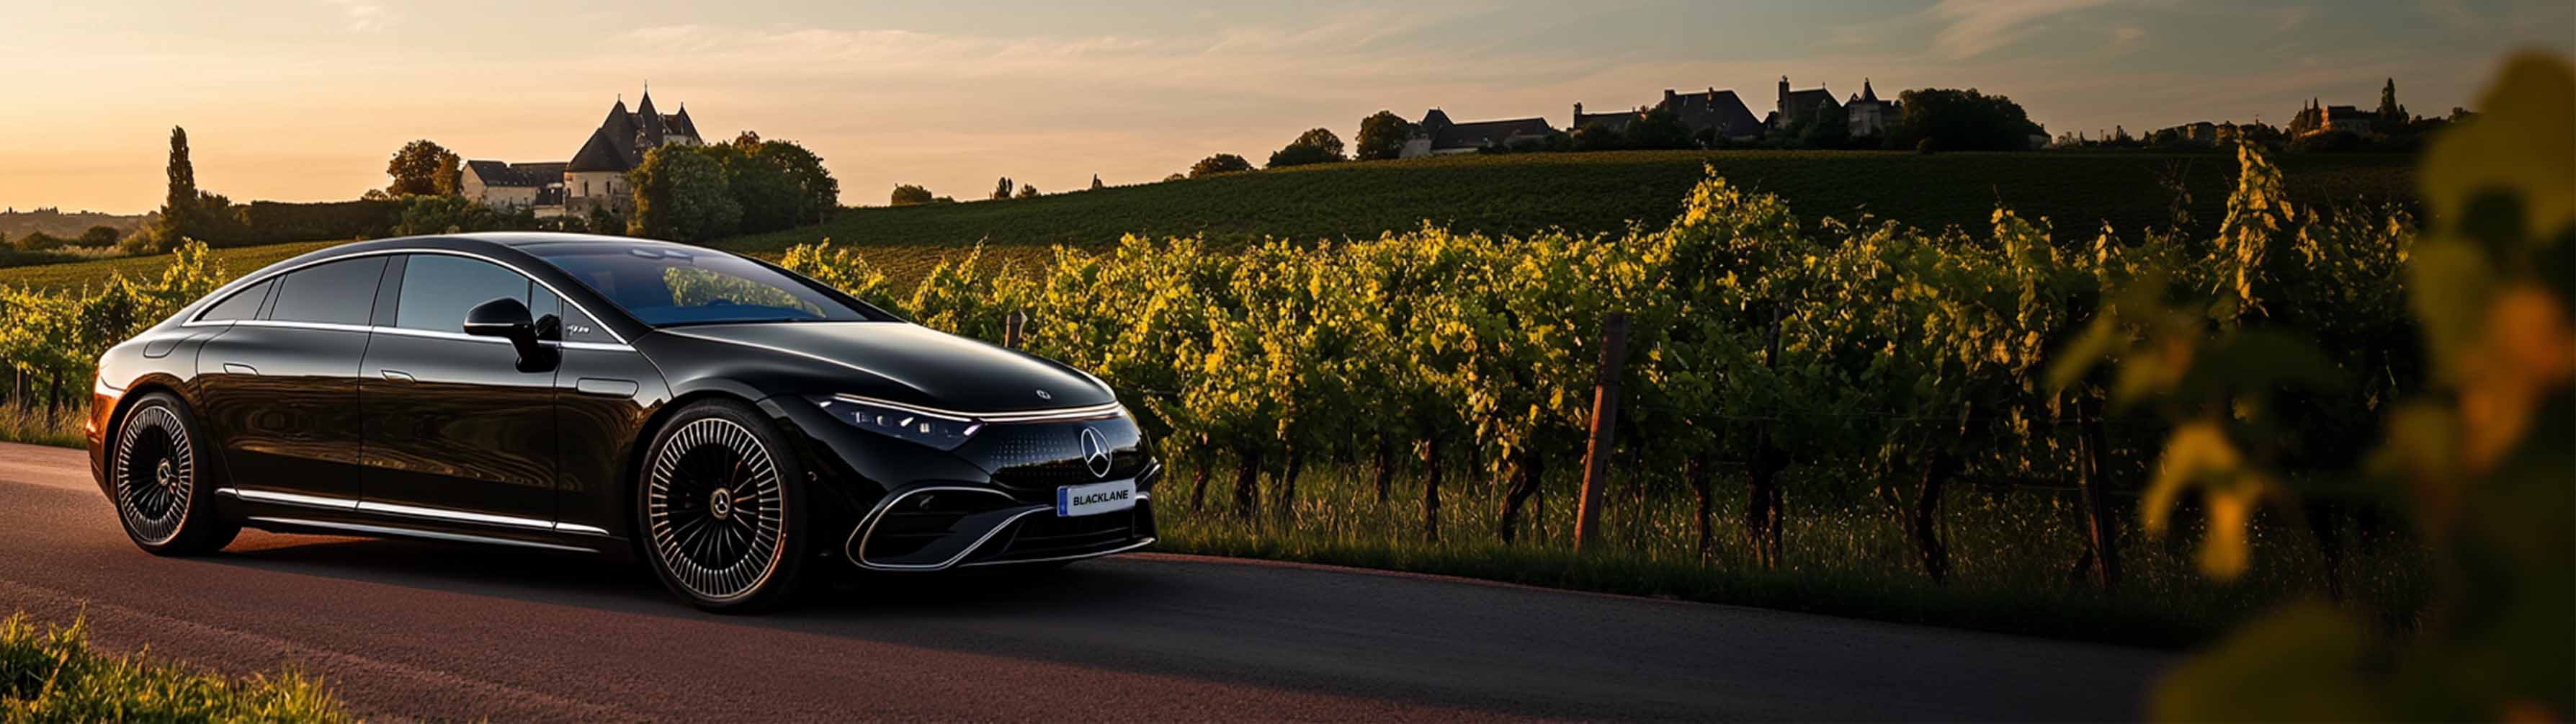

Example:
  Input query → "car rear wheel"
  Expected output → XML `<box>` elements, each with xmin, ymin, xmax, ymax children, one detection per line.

<box><xmin>111</xmin><ymin>392</ymin><xmax>238</xmax><ymax>555</ymax></box>
<box><xmin>638</xmin><ymin>400</ymin><xmax>810</xmax><ymax>612</ymax></box>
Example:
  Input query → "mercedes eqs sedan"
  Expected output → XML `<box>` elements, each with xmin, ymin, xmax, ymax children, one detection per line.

<box><xmin>85</xmin><ymin>233</ymin><xmax>1158</xmax><ymax>612</ymax></box>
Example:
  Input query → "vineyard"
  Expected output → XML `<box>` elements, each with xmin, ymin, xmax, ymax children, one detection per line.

<box><xmin>3</xmin><ymin>60</ymin><xmax>2562</xmax><ymax>665</ymax></box>
<box><xmin>0</xmin><ymin>145</ymin><xmax>2439</xmax><ymax>643</ymax></box>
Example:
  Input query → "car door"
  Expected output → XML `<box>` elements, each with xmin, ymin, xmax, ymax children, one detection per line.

<box><xmin>358</xmin><ymin>253</ymin><xmax>560</xmax><ymax>524</ymax></box>
<box><xmin>195</xmin><ymin>255</ymin><xmax>388</xmax><ymax>501</ymax></box>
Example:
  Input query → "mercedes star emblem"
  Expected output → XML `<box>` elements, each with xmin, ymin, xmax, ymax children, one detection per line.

<box><xmin>1078</xmin><ymin>427</ymin><xmax>1112</xmax><ymax>478</ymax></box>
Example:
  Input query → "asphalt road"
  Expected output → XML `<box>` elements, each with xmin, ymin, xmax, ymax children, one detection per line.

<box><xmin>1</xmin><ymin>441</ymin><xmax>2169</xmax><ymax>721</ymax></box>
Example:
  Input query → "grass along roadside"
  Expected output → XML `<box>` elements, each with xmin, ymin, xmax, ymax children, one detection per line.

<box><xmin>0</xmin><ymin>403</ymin><xmax>81</xmax><ymax>449</ymax></box>
<box><xmin>1</xmin><ymin>612</ymin><xmax>354</xmax><ymax>723</ymax></box>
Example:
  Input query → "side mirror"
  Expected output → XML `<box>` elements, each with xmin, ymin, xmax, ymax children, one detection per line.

<box><xmin>463</xmin><ymin>298</ymin><xmax>556</xmax><ymax>371</ymax></box>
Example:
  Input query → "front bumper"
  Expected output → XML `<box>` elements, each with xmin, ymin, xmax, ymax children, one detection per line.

<box><xmin>843</xmin><ymin>484</ymin><xmax>1157</xmax><ymax>571</ymax></box>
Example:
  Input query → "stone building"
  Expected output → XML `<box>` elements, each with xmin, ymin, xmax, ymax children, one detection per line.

<box><xmin>1398</xmin><ymin>109</ymin><xmax>1556</xmax><ymax>157</ymax></box>
<box><xmin>1570</xmin><ymin>86</ymin><xmax>1765</xmax><ymax>141</ymax></box>
<box><xmin>459</xmin><ymin>161</ymin><xmax>565</xmax><ymax>214</ymax></box>
<box><xmin>1766</xmin><ymin>76</ymin><xmax>1841</xmax><ymax>132</ymax></box>
<box><xmin>1842</xmin><ymin>79</ymin><xmax>1898</xmax><ymax>138</ymax></box>
<box><xmin>462</xmin><ymin>86</ymin><xmax>705</xmax><ymax>218</ymax></box>
<box><xmin>2289</xmin><ymin>98</ymin><xmax>2375</xmax><ymax>137</ymax></box>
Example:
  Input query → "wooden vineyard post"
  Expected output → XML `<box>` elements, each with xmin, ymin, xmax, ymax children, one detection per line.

<box><xmin>1574</xmin><ymin>312</ymin><xmax>1630</xmax><ymax>552</ymax></box>
<box><xmin>1003</xmin><ymin>309</ymin><xmax>1028</xmax><ymax>348</ymax></box>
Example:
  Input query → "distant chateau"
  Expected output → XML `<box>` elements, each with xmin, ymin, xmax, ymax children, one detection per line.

<box><xmin>460</xmin><ymin>86</ymin><xmax>705</xmax><ymax>218</ymax></box>
<box><xmin>1396</xmin><ymin>75</ymin><xmax>1898</xmax><ymax>157</ymax></box>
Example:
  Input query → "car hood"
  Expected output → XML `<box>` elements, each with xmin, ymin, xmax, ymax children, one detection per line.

<box><xmin>645</xmin><ymin>322</ymin><xmax>1114</xmax><ymax>413</ymax></box>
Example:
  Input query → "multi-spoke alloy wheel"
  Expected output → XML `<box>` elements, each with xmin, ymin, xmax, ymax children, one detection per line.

<box><xmin>645</xmin><ymin>414</ymin><xmax>795</xmax><ymax>607</ymax></box>
<box><xmin>114</xmin><ymin>403</ymin><xmax>194</xmax><ymax>545</ymax></box>
<box><xmin>109</xmin><ymin>393</ymin><xmax>237</xmax><ymax>555</ymax></box>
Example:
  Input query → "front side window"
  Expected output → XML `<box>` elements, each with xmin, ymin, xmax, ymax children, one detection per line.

<box><xmin>269</xmin><ymin>256</ymin><xmax>388</xmax><ymax>325</ymax></box>
<box><xmin>527</xmin><ymin>243</ymin><xmax>885</xmax><ymax>327</ymax></box>
<box><xmin>395</xmin><ymin>254</ymin><xmax>530</xmax><ymax>333</ymax></box>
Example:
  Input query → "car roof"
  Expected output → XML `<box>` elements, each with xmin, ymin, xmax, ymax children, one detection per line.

<box><xmin>437</xmin><ymin>231</ymin><xmax>692</xmax><ymax>249</ymax></box>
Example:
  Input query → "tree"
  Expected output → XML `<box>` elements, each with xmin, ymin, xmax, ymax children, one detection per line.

<box><xmin>433</xmin><ymin>153</ymin><xmax>462</xmax><ymax>196</ymax></box>
<box><xmin>138</xmin><ymin>126</ymin><xmax>211</xmax><ymax>251</ymax></box>
<box><xmin>738</xmin><ymin>137</ymin><xmax>838</xmax><ymax>225</ymax></box>
<box><xmin>1571</xmin><ymin>121</ymin><xmax>1627</xmax><ymax>151</ymax></box>
<box><xmin>10</xmin><ymin>231</ymin><xmax>63</xmax><ymax>251</ymax></box>
<box><xmin>1886</xmin><ymin>88</ymin><xmax>2045</xmax><ymax>151</ymax></box>
<box><xmin>164</xmin><ymin>127</ymin><xmax>195</xmax><ymax>216</ymax></box>
<box><xmin>1626</xmin><ymin>107</ymin><xmax>1699</xmax><ymax>150</ymax></box>
<box><xmin>1267</xmin><ymin>128</ymin><xmax>1349</xmax><ymax>168</ymax></box>
<box><xmin>1016</xmin><ymin>183</ymin><xmax>1038</xmax><ymax>199</ymax></box>
<box><xmin>385</xmin><ymin>140</ymin><xmax>460</xmax><ymax>197</ymax></box>
<box><xmin>627</xmin><ymin>146</ymin><xmax>741</xmax><ymax>242</ymax></box>
<box><xmin>2375</xmin><ymin>78</ymin><xmax>2407</xmax><ymax>124</ymax></box>
<box><xmin>993</xmin><ymin>176</ymin><xmax>1014</xmax><ymax>201</ymax></box>
<box><xmin>1189</xmin><ymin>153</ymin><xmax>1252</xmax><ymax>178</ymax></box>
<box><xmin>76</xmin><ymin>225</ymin><xmax>121</xmax><ymax>247</ymax></box>
<box><xmin>890</xmin><ymin>184</ymin><xmax>934</xmax><ymax>205</ymax></box>
<box><xmin>1354</xmin><ymin>111</ymin><xmax>1414</xmax><ymax>161</ymax></box>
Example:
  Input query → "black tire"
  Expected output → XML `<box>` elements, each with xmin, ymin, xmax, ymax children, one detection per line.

<box><xmin>109</xmin><ymin>392</ymin><xmax>239</xmax><ymax>555</ymax></box>
<box><xmin>635</xmin><ymin>399</ymin><xmax>811</xmax><ymax>613</ymax></box>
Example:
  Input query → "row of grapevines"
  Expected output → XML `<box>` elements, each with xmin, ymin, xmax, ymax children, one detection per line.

<box><xmin>784</xmin><ymin>139</ymin><xmax>2421</xmax><ymax>580</ymax></box>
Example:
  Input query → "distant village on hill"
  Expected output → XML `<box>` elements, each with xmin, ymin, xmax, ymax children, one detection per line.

<box><xmin>4</xmin><ymin>73</ymin><xmax>2462</xmax><ymax>256</ymax></box>
<box><xmin>1385</xmin><ymin>74</ymin><xmax>2459</xmax><ymax>159</ymax></box>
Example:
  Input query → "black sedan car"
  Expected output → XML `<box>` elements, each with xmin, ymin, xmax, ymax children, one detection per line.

<box><xmin>85</xmin><ymin>233</ymin><xmax>1158</xmax><ymax>612</ymax></box>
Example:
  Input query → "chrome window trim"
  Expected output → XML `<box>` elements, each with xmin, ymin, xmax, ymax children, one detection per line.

<box><xmin>828</xmin><ymin>394</ymin><xmax>1124</xmax><ymax>424</ymax></box>
<box><xmin>184</xmin><ymin>246</ymin><xmax>630</xmax><ymax>344</ymax></box>
<box><xmin>236</xmin><ymin>319</ymin><xmax>374</xmax><ymax>334</ymax></box>
<box><xmin>365</xmin><ymin>324</ymin><xmax>635</xmax><ymax>352</ymax></box>
<box><xmin>246</xmin><ymin>517</ymin><xmax>596</xmax><ymax>553</ymax></box>
<box><xmin>180</xmin><ymin>319</ymin><xmax>635</xmax><ymax>352</ymax></box>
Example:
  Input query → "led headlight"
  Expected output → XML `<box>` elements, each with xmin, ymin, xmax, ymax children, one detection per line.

<box><xmin>812</xmin><ymin>395</ymin><xmax>983</xmax><ymax>450</ymax></box>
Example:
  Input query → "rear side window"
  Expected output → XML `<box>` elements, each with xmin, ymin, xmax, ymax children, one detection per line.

<box><xmin>269</xmin><ymin>256</ymin><xmax>388</xmax><ymax>325</ymax></box>
<box><xmin>197</xmin><ymin>279</ymin><xmax>272</xmax><ymax>321</ymax></box>
<box><xmin>395</xmin><ymin>255</ymin><xmax>530</xmax><ymax>333</ymax></box>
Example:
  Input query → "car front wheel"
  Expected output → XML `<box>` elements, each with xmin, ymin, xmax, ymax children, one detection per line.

<box><xmin>637</xmin><ymin>399</ymin><xmax>811</xmax><ymax>612</ymax></box>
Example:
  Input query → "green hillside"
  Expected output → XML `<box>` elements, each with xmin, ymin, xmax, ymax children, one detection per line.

<box><xmin>1</xmin><ymin>150</ymin><xmax>2415</xmax><ymax>293</ymax></box>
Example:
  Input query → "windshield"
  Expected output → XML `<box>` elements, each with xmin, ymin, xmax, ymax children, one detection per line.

<box><xmin>526</xmin><ymin>243</ymin><xmax>887</xmax><ymax>326</ymax></box>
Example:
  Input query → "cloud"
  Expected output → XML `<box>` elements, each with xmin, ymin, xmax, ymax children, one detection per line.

<box><xmin>2273</xmin><ymin>5</ymin><xmax>2313</xmax><ymax>31</ymax></box>
<box><xmin>1928</xmin><ymin>0</ymin><xmax>2115</xmax><ymax>60</ymax></box>
<box><xmin>317</xmin><ymin>0</ymin><xmax>388</xmax><ymax>32</ymax></box>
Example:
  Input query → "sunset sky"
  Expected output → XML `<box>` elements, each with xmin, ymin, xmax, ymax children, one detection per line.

<box><xmin>3</xmin><ymin>0</ymin><xmax>2568</xmax><ymax>214</ymax></box>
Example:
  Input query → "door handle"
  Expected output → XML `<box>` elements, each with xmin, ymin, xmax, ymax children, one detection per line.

<box><xmin>221</xmin><ymin>362</ymin><xmax>259</xmax><ymax>376</ymax></box>
<box><xmin>380</xmin><ymin>370</ymin><xmax>416</xmax><ymax>383</ymax></box>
